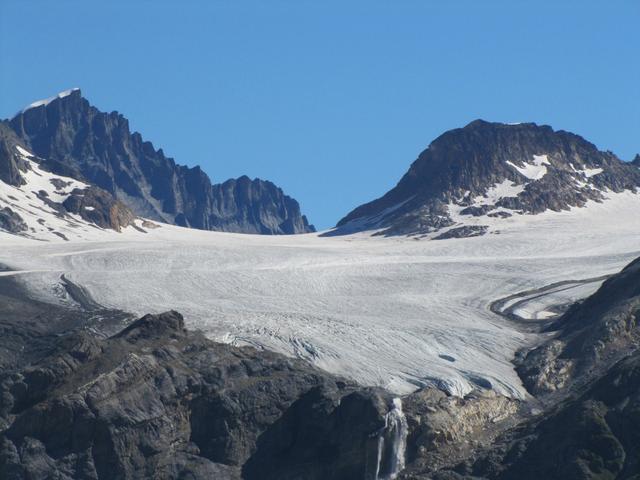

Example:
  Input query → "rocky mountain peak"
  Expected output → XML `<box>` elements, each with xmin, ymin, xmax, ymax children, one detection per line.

<box><xmin>334</xmin><ymin>121</ymin><xmax>640</xmax><ymax>237</ymax></box>
<box><xmin>7</xmin><ymin>90</ymin><xmax>314</xmax><ymax>235</ymax></box>
<box><xmin>14</xmin><ymin>88</ymin><xmax>81</xmax><ymax>116</ymax></box>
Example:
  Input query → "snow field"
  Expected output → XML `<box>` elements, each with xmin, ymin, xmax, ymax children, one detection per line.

<box><xmin>2</xmin><ymin>189</ymin><xmax>640</xmax><ymax>398</ymax></box>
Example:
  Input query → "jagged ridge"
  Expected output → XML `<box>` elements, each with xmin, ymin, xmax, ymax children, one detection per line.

<box><xmin>8</xmin><ymin>89</ymin><xmax>314</xmax><ymax>235</ymax></box>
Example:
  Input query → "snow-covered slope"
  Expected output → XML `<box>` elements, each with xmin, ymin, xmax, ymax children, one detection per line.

<box><xmin>0</xmin><ymin>145</ymin><xmax>145</xmax><ymax>241</ymax></box>
<box><xmin>2</xmin><ymin>189</ymin><xmax>640</xmax><ymax>399</ymax></box>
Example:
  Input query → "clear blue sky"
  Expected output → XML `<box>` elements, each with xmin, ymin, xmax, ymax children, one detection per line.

<box><xmin>1</xmin><ymin>1</ymin><xmax>638</xmax><ymax>229</ymax></box>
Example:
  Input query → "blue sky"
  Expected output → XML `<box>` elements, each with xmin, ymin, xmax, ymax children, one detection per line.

<box><xmin>1</xmin><ymin>1</ymin><xmax>638</xmax><ymax>229</ymax></box>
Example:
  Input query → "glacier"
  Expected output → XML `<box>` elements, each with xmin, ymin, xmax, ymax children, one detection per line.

<box><xmin>1</xmin><ymin>178</ymin><xmax>640</xmax><ymax>398</ymax></box>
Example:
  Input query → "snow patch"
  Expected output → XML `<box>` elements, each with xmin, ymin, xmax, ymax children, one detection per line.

<box><xmin>15</xmin><ymin>146</ymin><xmax>33</xmax><ymax>158</ymax></box>
<box><xmin>18</xmin><ymin>151</ymin><xmax>86</xmax><ymax>204</ymax></box>
<box><xmin>506</xmin><ymin>154</ymin><xmax>550</xmax><ymax>180</ymax></box>
<box><xmin>570</xmin><ymin>163</ymin><xmax>603</xmax><ymax>178</ymax></box>
<box><xmin>472</xmin><ymin>180</ymin><xmax>525</xmax><ymax>206</ymax></box>
<box><xmin>583</xmin><ymin>167</ymin><xmax>603</xmax><ymax>178</ymax></box>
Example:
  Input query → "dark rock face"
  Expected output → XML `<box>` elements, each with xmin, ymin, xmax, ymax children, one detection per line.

<box><xmin>433</xmin><ymin>225</ymin><xmax>488</xmax><ymax>240</ymax></box>
<box><xmin>0</xmin><ymin>276</ymin><xmax>131</xmax><ymax>373</ymax></box>
<box><xmin>207</xmin><ymin>176</ymin><xmax>314</xmax><ymax>235</ymax></box>
<box><xmin>335</xmin><ymin>120</ymin><xmax>640</xmax><ymax>236</ymax></box>
<box><xmin>9</xmin><ymin>90</ymin><xmax>314</xmax><ymax>235</ymax></box>
<box><xmin>526</xmin><ymin>355</ymin><xmax>640</xmax><ymax>479</ymax></box>
<box><xmin>0</xmin><ymin>310</ymin><xmax>393</xmax><ymax>480</ymax></box>
<box><xmin>0</xmin><ymin>123</ymin><xmax>28</xmax><ymax>187</ymax></box>
<box><xmin>0</xmin><ymin>207</ymin><xmax>26</xmax><ymax>233</ymax></box>
<box><xmin>464</xmin><ymin>352</ymin><xmax>640</xmax><ymax>480</ymax></box>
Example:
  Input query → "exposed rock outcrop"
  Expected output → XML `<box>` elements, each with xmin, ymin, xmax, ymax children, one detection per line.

<box><xmin>432</xmin><ymin>225</ymin><xmax>488</xmax><ymax>240</ymax></box>
<box><xmin>402</xmin><ymin>388</ymin><xmax>520</xmax><ymax>476</ymax></box>
<box><xmin>63</xmin><ymin>186</ymin><xmax>137</xmax><ymax>232</ymax></box>
<box><xmin>0</xmin><ymin>310</ymin><xmax>395</xmax><ymax>480</ymax></box>
<box><xmin>455</xmin><ymin>351</ymin><xmax>640</xmax><ymax>480</ymax></box>
<box><xmin>0</xmin><ymin>208</ymin><xmax>27</xmax><ymax>233</ymax></box>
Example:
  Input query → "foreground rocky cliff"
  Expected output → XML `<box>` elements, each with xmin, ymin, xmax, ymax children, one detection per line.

<box><xmin>0</xmin><ymin>305</ymin><xmax>402</xmax><ymax>479</ymax></box>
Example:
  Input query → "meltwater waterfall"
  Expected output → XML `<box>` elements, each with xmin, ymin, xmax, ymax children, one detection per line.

<box><xmin>374</xmin><ymin>397</ymin><xmax>408</xmax><ymax>480</ymax></box>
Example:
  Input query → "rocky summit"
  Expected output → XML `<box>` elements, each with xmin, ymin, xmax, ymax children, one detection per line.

<box><xmin>335</xmin><ymin>120</ymin><xmax>640</xmax><ymax>236</ymax></box>
<box><xmin>8</xmin><ymin>89</ymin><xmax>314</xmax><ymax>235</ymax></box>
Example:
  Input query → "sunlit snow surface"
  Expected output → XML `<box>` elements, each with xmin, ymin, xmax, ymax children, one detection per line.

<box><xmin>1</xmin><ymin>191</ymin><xmax>640</xmax><ymax>398</ymax></box>
<box><xmin>0</xmin><ymin>148</ymin><xmax>91</xmax><ymax>240</ymax></box>
<box><xmin>506</xmin><ymin>154</ymin><xmax>550</xmax><ymax>180</ymax></box>
<box><xmin>472</xmin><ymin>179</ymin><xmax>524</xmax><ymax>206</ymax></box>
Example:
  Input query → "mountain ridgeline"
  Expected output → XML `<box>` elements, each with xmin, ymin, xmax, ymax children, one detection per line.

<box><xmin>5</xmin><ymin>91</ymin><xmax>639</xmax><ymax>239</ymax></box>
<box><xmin>8</xmin><ymin>89</ymin><xmax>314</xmax><ymax>235</ymax></box>
<box><xmin>335</xmin><ymin>120</ymin><xmax>640</xmax><ymax>237</ymax></box>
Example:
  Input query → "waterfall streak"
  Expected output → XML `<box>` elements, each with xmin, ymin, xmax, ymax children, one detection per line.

<box><xmin>374</xmin><ymin>397</ymin><xmax>408</xmax><ymax>480</ymax></box>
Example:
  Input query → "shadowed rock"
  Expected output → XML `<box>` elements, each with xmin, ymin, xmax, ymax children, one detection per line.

<box><xmin>0</xmin><ymin>122</ymin><xmax>28</xmax><ymax>187</ymax></box>
<box><xmin>0</xmin><ymin>207</ymin><xmax>27</xmax><ymax>233</ymax></box>
<box><xmin>0</xmin><ymin>311</ymin><xmax>392</xmax><ymax>479</ymax></box>
<box><xmin>9</xmin><ymin>90</ymin><xmax>314</xmax><ymax>235</ymax></box>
